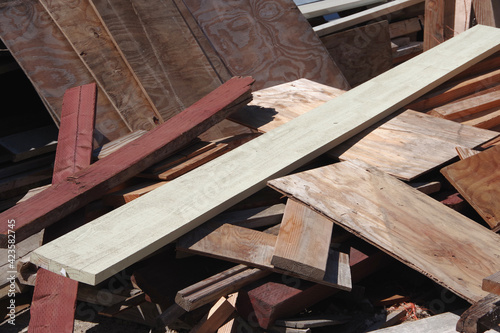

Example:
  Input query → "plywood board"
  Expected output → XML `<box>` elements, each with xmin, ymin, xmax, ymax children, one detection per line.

<box><xmin>441</xmin><ymin>145</ymin><xmax>500</xmax><ymax>229</ymax></box>
<box><xmin>0</xmin><ymin>0</ymin><xmax>130</xmax><ymax>143</ymax></box>
<box><xmin>268</xmin><ymin>160</ymin><xmax>500</xmax><ymax>303</ymax></box>
<box><xmin>181</xmin><ymin>0</ymin><xmax>350</xmax><ymax>91</ymax></box>
<box><xmin>28</xmin><ymin>26</ymin><xmax>500</xmax><ymax>285</ymax></box>
<box><xmin>90</xmin><ymin>0</ymin><xmax>222</xmax><ymax>121</ymax></box>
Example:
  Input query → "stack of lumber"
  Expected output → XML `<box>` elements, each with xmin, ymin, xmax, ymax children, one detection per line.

<box><xmin>1</xmin><ymin>0</ymin><xmax>500</xmax><ymax>332</ymax></box>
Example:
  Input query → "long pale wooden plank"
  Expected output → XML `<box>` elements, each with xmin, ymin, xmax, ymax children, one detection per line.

<box><xmin>0</xmin><ymin>77</ymin><xmax>254</xmax><ymax>246</ymax></box>
<box><xmin>38</xmin><ymin>0</ymin><xmax>161</xmax><ymax>130</ymax></box>
<box><xmin>90</xmin><ymin>0</ymin><xmax>222</xmax><ymax>122</ymax></box>
<box><xmin>314</xmin><ymin>0</ymin><xmax>424</xmax><ymax>36</ymax></box>
<box><xmin>441</xmin><ymin>145</ymin><xmax>500</xmax><ymax>229</ymax></box>
<box><xmin>182</xmin><ymin>0</ymin><xmax>350</xmax><ymax>91</ymax></box>
<box><xmin>271</xmin><ymin>200</ymin><xmax>333</xmax><ymax>281</ymax></box>
<box><xmin>0</xmin><ymin>0</ymin><xmax>130</xmax><ymax>143</ymax></box>
<box><xmin>298</xmin><ymin>0</ymin><xmax>387</xmax><ymax>19</ymax></box>
<box><xmin>268</xmin><ymin>160</ymin><xmax>500</xmax><ymax>303</ymax></box>
<box><xmin>29</xmin><ymin>25</ymin><xmax>500</xmax><ymax>285</ymax></box>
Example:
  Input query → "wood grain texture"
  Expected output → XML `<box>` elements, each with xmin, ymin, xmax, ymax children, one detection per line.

<box><xmin>389</xmin><ymin>17</ymin><xmax>422</xmax><ymax>38</ymax></box>
<box><xmin>458</xmin><ymin>105</ymin><xmax>500</xmax><ymax>129</ymax></box>
<box><xmin>423</xmin><ymin>0</ymin><xmax>445</xmax><ymax>51</ymax></box>
<box><xmin>38</xmin><ymin>0</ymin><xmax>160</xmax><ymax>130</ymax></box>
<box><xmin>272</xmin><ymin>200</ymin><xmax>333</xmax><ymax>281</ymax></box>
<box><xmin>321</xmin><ymin>21</ymin><xmax>392</xmax><ymax>87</ymax></box>
<box><xmin>472</xmin><ymin>0</ymin><xmax>500</xmax><ymax>27</ymax></box>
<box><xmin>314</xmin><ymin>0</ymin><xmax>424</xmax><ymax>36</ymax></box>
<box><xmin>181</xmin><ymin>0</ymin><xmax>350</xmax><ymax>91</ymax></box>
<box><xmin>298</xmin><ymin>0</ymin><xmax>387</xmax><ymax>19</ymax></box>
<box><xmin>441</xmin><ymin>145</ymin><xmax>500</xmax><ymax>229</ymax></box>
<box><xmin>268</xmin><ymin>160</ymin><xmax>500</xmax><ymax>303</ymax></box>
<box><xmin>90</xmin><ymin>0</ymin><xmax>222</xmax><ymax>121</ymax></box>
<box><xmin>329</xmin><ymin>109</ymin><xmax>499</xmax><ymax>180</ymax></box>
<box><xmin>483</xmin><ymin>271</ymin><xmax>500</xmax><ymax>296</ymax></box>
<box><xmin>52</xmin><ymin>83</ymin><xmax>96</xmax><ymax>184</ymax></box>
<box><xmin>0</xmin><ymin>0</ymin><xmax>130</xmax><ymax>143</ymax></box>
<box><xmin>0</xmin><ymin>77</ymin><xmax>254</xmax><ymax>247</ymax></box>
<box><xmin>28</xmin><ymin>26</ymin><xmax>500</xmax><ymax>286</ymax></box>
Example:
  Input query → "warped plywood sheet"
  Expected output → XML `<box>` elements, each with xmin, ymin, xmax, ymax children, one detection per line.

<box><xmin>38</xmin><ymin>0</ymin><xmax>160</xmax><ymax>130</ymax></box>
<box><xmin>0</xmin><ymin>0</ymin><xmax>130</xmax><ymax>143</ymax></box>
<box><xmin>29</xmin><ymin>26</ymin><xmax>500</xmax><ymax>285</ymax></box>
<box><xmin>441</xmin><ymin>145</ymin><xmax>500</xmax><ymax>229</ymax></box>
<box><xmin>181</xmin><ymin>0</ymin><xmax>350</xmax><ymax>91</ymax></box>
<box><xmin>90</xmin><ymin>0</ymin><xmax>222</xmax><ymax>121</ymax></box>
<box><xmin>268</xmin><ymin>160</ymin><xmax>500</xmax><ymax>303</ymax></box>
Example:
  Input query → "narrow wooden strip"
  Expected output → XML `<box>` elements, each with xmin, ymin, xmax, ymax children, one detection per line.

<box><xmin>0</xmin><ymin>77</ymin><xmax>254</xmax><ymax>246</ymax></box>
<box><xmin>314</xmin><ymin>0</ymin><xmax>424</xmax><ymax>37</ymax></box>
<box><xmin>52</xmin><ymin>83</ymin><xmax>97</xmax><ymax>184</ymax></box>
<box><xmin>271</xmin><ymin>200</ymin><xmax>333</xmax><ymax>281</ymax></box>
<box><xmin>441</xmin><ymin>145</ymin><xmax>500</xmax><ymax>229</ymax></box>
<box><xmin>459</xmin><ymin>105</ymin><xmax>500</xmax><ymax>129</ymax></box>
<box><xmin>389</xmin><ymin>17</ymin><xmax>422</xmax><ymax>38</ymax></box>
<box><xmin>28</xmin><ymin>268</ymin><xmax>78</xmax><ymax>333</ymax></box>
<box><xmin>268</xmin><ymin>160</ymin><xmax>500</xmax><ymax>303</ymax></box>
<box><xmin>482</xmin><ymin>272</ymin><xmax>500</xmax><ymax>296</ymax></box>
<box><xmin>299</xmin><ymin>0</ymin><xmax>387</xmax><ymax>19</ymax></box>
<box><xmin>38</xmin><ymin>0</ymin><xmax>161</xmax><ymax>130</ymax></box>
<box><xmin>472</xmin><ymin>0</ymin><xmax>500</xmax><ymax>27</ymax></box>
<box><xmin>423</xmin><ymin>0</ymin><xmax>445</xmax><ymax>51</ymax></box>
<box><xmin>28</xmin><ymin>26</ymin><xmax>500</xmax><ymax>285</ymax></box>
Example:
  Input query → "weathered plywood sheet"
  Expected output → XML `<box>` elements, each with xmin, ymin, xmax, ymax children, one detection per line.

<box><xmin>182</xmin><ymin>0</ymin><xmax>350</xmax><ymax>91</ymax></box>
<box><xmin>268</xmin><ymin>160</ymin><xmax>500</xmax><ymax>303</ymax></box>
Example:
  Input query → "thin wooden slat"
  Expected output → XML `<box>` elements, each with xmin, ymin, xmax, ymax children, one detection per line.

<box><xmin>182</xmin><ymin>0</ymin><xmax>350</xmax><ymax>91</ymax></box>
<box><xmin>0</xmin><ymin>0</ymin><xmax>130</xmax><ymax>143</ymax></box>
<box><xmin>52</xmin><ymin>83</ymin><xmax>96</xmax><ymax>184</ymax></box>
<box><xmin>38</xmin><ymin>0</ymin><xmax>161</xmax><ymax>130</ymax></box>
<box><xmin>423</xmin><ymin>0</ymin><xmax>445</xmax><ymax>51</ymax></box>
<box><xmin>441</xmin><ymin>145</ymin><xmax>500</xmax><ymax>229</ymax></box>
<box><xmin>458</xmin><ymin>105</ymin><xmax>500</xmax><ymax>129</ymax></box>
<box><xmin>28</xmin><ymin>25</ymin><xmax>500</xmax><ymax>286</ymax></box>
<box><xmin>90</xmin><ymin>0</ymin><xmax>222</xmax><ymax>122</ymax></box>
<box><xmin>268</xmin><ymin>160</ymin><xmax>500</xmax><ymax>303</ymax></box>
<box><xmin>472</xmin><ymin>0</ymin><xmax>500</xmax><ymax>27</ymax></box>
<box><xmin>454</xmin><ymin>0</ymin><xmax>472</xmax><ymax>34</ymax></box>
<box><xmin>271</xmin><ymin>200</ymin><xmax>333</xmax><ymax>281</ymax></box>
<box><xmin>298</xmin><ymin>0</ymin><xmax>387</xmax><ymax>19</ymax></box>
<box><xmin>0</xmin><ymin>77</ymin><xmax>254</xmax><ymax>247</ymax></box>
<box><xmin>314</xmin><ymin>0</ymin><xmax>424</xmax><ymax>37</ymax></box>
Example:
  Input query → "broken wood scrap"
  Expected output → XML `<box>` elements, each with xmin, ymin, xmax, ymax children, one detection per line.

<box><xmin>298</xmin><ymin>0</ymin><xmax>387</xmax><ymax>19</ymax></box>
<box><xmin>217</xmin><ymin>293</ymin><xmax>239</xmax><ymax>333</ymax></box>
<box><xmin>28</xmin><ymin>26</ymin><xmax>500</xmax><ymax>286</ymax></box>
<box><xmin>182</xmin><ymin>0</ymin><xmax>350</xmax><ymax>90</ymax></box>
<box><xmin>268</xmin><ymin>160</ymin><xmax>500</xmax><ymax>303</ymax></box>
<box><xmin>314</xmin><ymin>0</ymin><xmax>424</xmax><ymax>36</ymax></box>
<box><xmin>190</xmin><ymin>296</ymin><xmax>237</xmax><ymax>333</ymax></box>
<box><xmin>0</xmin><ymin>76</ymin><xmax>254</xmax><ymax>247</ymax></box>
<box><xmin>321</xmin><ymin>21</ymin><xmax>392</xmax><ymax>87</ymax></box>
<box><xmin>441</xmin><ymin>145</ymin><xmax>500</xmax><ymax>229</ymax></box>
<box><xmin>328</xmin><ymin>109</ymin><xmax>498</xmax><ymax>181</ymax></box>
<box><xmin>457</xmin><ymin>293</ymin><xmax>500</xmax><ymax>333</ymax></box>
<box><xmin>272</xmin><ymin>200</ymin><xmax>333</xmax><ymax>281</ymax></box>
<box><xmin>0</xmin><ymin>0</ymin><xmax>130</xmax><ymax>142</ymax></box>
<box><xmin>39</xmin><ymin>0</ymin><xmax>161</xmax><ymax>129</ymax></box>
<box><xmin>90</xmin><ymin>0</ymin><xmax>223</xmax><ymax>122</ymax></box>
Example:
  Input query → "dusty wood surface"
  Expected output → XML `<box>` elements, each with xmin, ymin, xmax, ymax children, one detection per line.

<box><xmin>441</xmin><ymin>145</ymin><xmax>500</xmax><ymax>229</ymax></box>
<box><xmin>182</xmin><ymin>0</ymin><xmax>350</xmax><ymax>91</ymax></box>
<box><xmin>268</xmin><ymin>160</ymin><xmax>500</xmax><ymax>303</ymax></box>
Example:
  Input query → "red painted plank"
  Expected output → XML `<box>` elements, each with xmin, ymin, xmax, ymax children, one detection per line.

<box><xmin>28</xmin><ymin>268</ymin><xmax>78</xmax><ymax>333</ymax></box>
<box><xmin>52</xmin><ymin>83</ymin><xmax>97</xmax><ymax>184</ymax></box>
<box><xmin>0</xmin><ymin>76</ymin><xmax>254</xmax><ymax>246</ymax></box>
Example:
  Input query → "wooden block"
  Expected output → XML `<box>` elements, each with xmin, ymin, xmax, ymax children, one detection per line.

<box><xmin>28</xmin><ymin>268</ymin><xmax>78</xmax><ymax>333</ymax></box>
<box><xmin>182</xmin><ymin>0</ymin><xmax>350</xmax><ymax>91</ymax></box>
<box><xmin>268</xmin><ymin>160</ymin><xmax>500</xmax><ymax>303</ymax></box>
<box><xmin>29</xmin><ymin>25</ymin><xmax>500</xmax><ymax>286</ymax></box>
<box><xmin>483</xmin><ymin>272</ymin><xmax>500</xmax><ymax>296</ymax></box>
<box><xmin>314</xmin><ymin>0</ymin><xmax>424</xmax><ymax>36</ymax></box>
<box><xmin>0</xmin><ymin>0</ymin><xmax>130</xmax><ymax>143</ymax></box>
<box><xmin>0</xmin><ymin>77</ymin><xmax>254</xmax><ymax>246</ymax></box>
<box><xmin>272</xmin><ymin>200</ymin><xmax>333</xmax><ymax>281</ymax></box>
<box><xmin>38</xmin><ymin>0</ymin><xmax>161</xmax><ymax>129</ymax></box>
<box><xmin>298</xmin><ymin>0</ymin><xmax>387</xmax><ymax>19</ymax></box>
<box><xmin>389</xmin><ymin>17</ymin><xmax>422</xmax><ymax>38</ymax></box>
<box><xmin>90</xmin><ymin>0</ymin><xmax>222</xmax><ymax>122</ymax></box>
<box><xmin>52</xmin><ymin>83</ymin><xmax>96</xmax><ymax>184</ymax></box>
<box><xmin>457</xmin><ymin>293</ymin><xmax>500</xmax><ymax>333</ymax></box>
<box><xmin>321</xmin><ymin>21</ymin><xmax>393</xmax><ymax>87</ymax></box>
<box><xmin>191</xmin><ymin>296</ymin><xmax>237</xmax><ymax>333</ymax></box>
<box><xmin>441</xmin><ymin>145</ymin><xmax>500</xmax><ymax>229</ymax></box>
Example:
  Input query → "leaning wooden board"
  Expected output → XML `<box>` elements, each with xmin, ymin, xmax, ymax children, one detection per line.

<box><xmin>30</xmin><ymin>26</ymin><xmax>500</xmax><ymax>285</ymax></box>
<box><xmin>181</xmin><ymin>0</ymin><xmax>350</xmax><ymax>91</ymax></box>
<box><xmin>0</xmin><ymin>0</ymin><xmax>130</xmax><ymax>143</ymax></box>
<box><xmin>268</xmin><ymin>160</ymin><xmax>500</xmax><ymax>303</ymax></box>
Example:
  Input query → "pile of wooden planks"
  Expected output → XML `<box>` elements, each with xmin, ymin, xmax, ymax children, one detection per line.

<box><xmin>1</xmin><ymin>0</ymin><xmax>500</xmax><ymax>332</ymax></box>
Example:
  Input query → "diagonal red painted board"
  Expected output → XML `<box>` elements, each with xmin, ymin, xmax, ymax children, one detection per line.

<box><xmin>0</xmin><ymin>76</ymin><xmax>254</xmax><ymax>247</ymax></box>
<box><xmin>28</xmin><ymin>269</ymin><xmax>78</xmax><ymax>332</ymax></box>
<box><xmin>52</xmin><ymin>83</ymin><xmax>97</xmax><ymax>184</ymax></box>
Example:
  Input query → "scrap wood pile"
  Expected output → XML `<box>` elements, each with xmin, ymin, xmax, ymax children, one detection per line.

<box><xmin>0</xmin><ymin>0</ymin><xmax>500</xmax><ymax>332</ymax></box>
